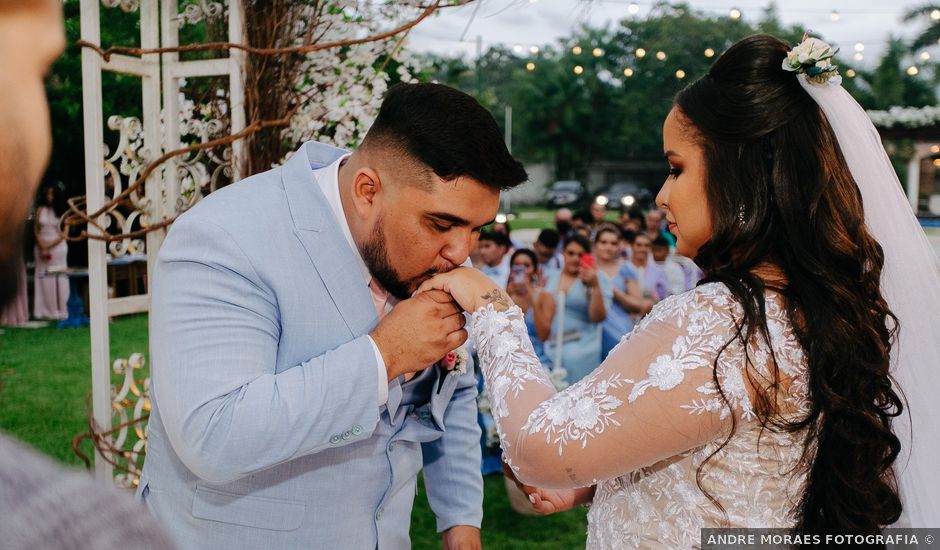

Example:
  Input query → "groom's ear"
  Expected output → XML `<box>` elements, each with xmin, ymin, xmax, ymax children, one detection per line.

<box><xmin>351</xmin><ymin>167</ymin><xmax>382</xmax><ymax>217</ymax></box>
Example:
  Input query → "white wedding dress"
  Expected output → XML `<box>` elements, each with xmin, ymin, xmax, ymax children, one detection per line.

<box><xmin>472</xmin><ymin>283</ymin><xmax>813</xmax><ymax>549</ymax></box>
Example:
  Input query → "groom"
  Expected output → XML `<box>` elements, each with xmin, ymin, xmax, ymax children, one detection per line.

<box><xmin>139</xmin><ymin>82</ymin><xmax>528</xmax><ymax>549</ymax></box>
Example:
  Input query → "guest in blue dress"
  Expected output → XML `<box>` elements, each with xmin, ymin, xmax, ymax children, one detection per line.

<box><xmin>535</xmin><ymin>234</ymin><xmax>612</xmax><ymax>384</ymax></box>
<box><xmin>592</xmin><ymin>224</ymin><xmax>646</xmax><ymax>358</ymax></box>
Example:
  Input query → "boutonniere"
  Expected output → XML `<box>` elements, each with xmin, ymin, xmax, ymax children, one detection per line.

<box><xmin>436</xmin><ymin>347</ymin><xmax>469</xmax><ymax>394</ymax></box>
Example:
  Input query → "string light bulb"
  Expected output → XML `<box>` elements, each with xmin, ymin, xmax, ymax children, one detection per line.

<box><xmin>908</xmin><ymin>66</ymin><xmax>920</xmax><ymax>76</ymax></box>
<box><xmin>656</xmin><ymin>51</ymin><xmax>667</xmax><ymax>60</ymax></box>
<box><xmin>623</xmin><ymin>68</ymin><xmax>634</xmax><ymax>77</ymax></box>
<box><xmin>526</xmin><ymin>62</ymin><xmax>536</xmax><ymax>71</ymax></box>
<box><xmin>513</xmin><ymin>44</ymin><xmax>523</xmax><ymax>54</ymax></box>
<box><xmin>854</xmin><ymin>53</ymin><xmax>863</xmax><ymax>62</ymax></box>
<box><xmin>627</xmin><ymin>2</ymin><xmax>639</xmax><ymax>15</ymax></box>
<box><xmin>704</xmin><ymin>48</ymin><xmax>715</xmax><ymax>58</ymax></box>
<box><xmin>593</xmin><ymin>47</ymin><xmax>604</xmax><ymax>57</ymax></box>
<box><xmin>574</xmin><ymin>65</ymin><xmax>584</xmax><ymax>75</ymax></box>
<box><xmin>854</xmin><ymin>42</ymin><xmax>864</xmax><ymax>52</ymax></box>
<box><xmin>636</xmin><ymin>48</ymin><xmax>647</xmax><ymax>58</ymax></box>
<box><xmin>931</xmin><ymin>145</ymin><xmax>940</xmax><ymax>153</ymax></box>
<box><xmin>846</xmin><ymin>69</ymin><xmax>856</xmax><ymax>78</ymax></box>
<box><xmin>675</xmin><ymin>69</ymin><xmax>686</xmax><ymax>79</ymax></box>
<box><xmin>729</xmin><ymin>8</ymin><xmax>741</xmax><ymax>20</ymax></box>
<box><xmin>529</xmin><ymin>46</ymin><xmax>539</xmax><ymax>54</ymax></box>
<box><xmin>932</xmin><ymin>9</ymin><xmax>940</xmax><ymax>20</ymax></box>
<box><xmin>921</xmin><ymin>51</ymin><xmax>931</xmax><ymax>61</ymax></box>
<box><xmin>572</xmin><ymin>45</ymin><xmax>582</xmax><ymax>55</ymax></box>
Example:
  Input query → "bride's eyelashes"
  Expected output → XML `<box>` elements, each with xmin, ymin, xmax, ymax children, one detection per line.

<box><xmin>667</xmin><ymin>166</ymin><xmax>682</xmax><ymax>179</ymax></box>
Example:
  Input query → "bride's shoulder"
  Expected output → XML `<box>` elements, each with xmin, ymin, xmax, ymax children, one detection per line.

<box><xmin>639</xmin><ymin>282</ymin><xmax>741</xmax><ymax>331</ymax></box>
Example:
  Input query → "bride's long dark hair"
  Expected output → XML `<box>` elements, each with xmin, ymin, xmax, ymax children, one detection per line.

<box><xmin>674</xmin><ymin>34</ymin><xmax>902</xmax><ymax>531</ymax></box>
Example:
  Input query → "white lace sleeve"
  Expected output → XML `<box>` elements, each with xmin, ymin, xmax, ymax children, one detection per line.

<box><xmin>471</xmin><ymin>283</ymin><xmax>776</xmax><ymax>490</ymax></box>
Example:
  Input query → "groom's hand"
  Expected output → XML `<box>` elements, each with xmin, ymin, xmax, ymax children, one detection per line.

<box><xmin>370</xmin><ymin>289</ymin><xmax>467</xmax><ymax>381</ymax></box>
<box><xmin>442</xmin><ymin>525</ymin><xmax>481</xmax><ymax>550</ymax></box>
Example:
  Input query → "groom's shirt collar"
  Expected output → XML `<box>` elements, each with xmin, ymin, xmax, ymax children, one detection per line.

<box><xmin>312</xmin><ymin>152</ymin><xmax>372</xmax><ymax>288</ymax></box>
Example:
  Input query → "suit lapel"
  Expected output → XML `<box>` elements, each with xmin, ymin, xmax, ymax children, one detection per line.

<box><xmin>281</xmin><ymin>142</ymin><xmax>378</xmax><ymax>338</ymax></box>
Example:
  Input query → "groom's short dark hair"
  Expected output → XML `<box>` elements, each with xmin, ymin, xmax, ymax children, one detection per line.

<box><xmin>361</xmin><ymin>83</ymin><xmax>527</xmax><ymax>191</ymax></box>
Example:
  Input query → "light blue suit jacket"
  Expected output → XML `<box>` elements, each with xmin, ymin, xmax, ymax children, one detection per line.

<box><xmin>138</xmin><ymin>141</ymin><xmax>483</xmax><ymax>549</ymax></box>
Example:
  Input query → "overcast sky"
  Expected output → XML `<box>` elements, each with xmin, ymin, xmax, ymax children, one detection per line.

<box><xmin>408</xmin><ymin>0</ymin><xmax>924</xmax><ymax>67</ymax></box>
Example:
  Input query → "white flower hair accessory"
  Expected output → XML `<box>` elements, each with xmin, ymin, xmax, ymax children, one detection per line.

<box><xmin>783</xmin><ymin>33</ymin><xmax>841</xmax><ymax>86</ymax></box>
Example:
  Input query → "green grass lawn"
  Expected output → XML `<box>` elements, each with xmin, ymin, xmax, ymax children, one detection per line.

<box><xmin>0</xmin><ymin>315</ymin><xmax>587</xmax><ymax>547</ymax></box>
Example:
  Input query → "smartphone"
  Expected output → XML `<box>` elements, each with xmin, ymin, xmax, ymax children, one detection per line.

<box><xmin>511</xmin><ymin>265</ymin><xmax>528</xmax><ymax>285</ymax></box>
<box><xmin>579</xmin><ymin>253</ymin><xmax>595</xmax><ymax>269</ymax></box>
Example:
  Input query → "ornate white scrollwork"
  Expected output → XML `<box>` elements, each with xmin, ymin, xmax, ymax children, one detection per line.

<box><xmin>101</xmin><ymin>0</ymin><xmax>141</xmax><ymax>13</ymax></box>
<box><xmin>177</xmin><ymin>0</ymin><xmax>226</xmax><ymax>27</ymax></box>
<box><xmin>174</xmin><ymin>86</ymin><xmax>233</xmax><ymax>213</ymax></box>
<box><xmin>101</xmin><ymin>115</ymin><xmax>151</xmax><ymax>258</ymax></box>
<box><xmin>109</xmin><ymin>353</ymin><xmax>151</xmax><ymax>489</ymax></box>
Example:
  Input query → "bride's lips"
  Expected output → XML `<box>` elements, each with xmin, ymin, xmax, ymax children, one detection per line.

<box><xmin>667</xmin><ymin>221</ymin><xmax>677</xmax><ymax>232</ymax></box>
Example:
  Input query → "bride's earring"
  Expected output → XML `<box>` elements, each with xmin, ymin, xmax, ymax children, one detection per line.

<box><xmin>737</xmin><ymin>205</ymin><xmax>746</xmax><ymax>226</ymax></box>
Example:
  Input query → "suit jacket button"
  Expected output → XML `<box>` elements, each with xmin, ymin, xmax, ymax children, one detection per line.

<box><xmin>376</xmin><ymin>507</ymin><xmax>384</xmax><ymax>521</ymax></box>
<box><xmin>329</xmin><ymin>434</ymin><xmax>340</xmax><ymax>444</ymax></box>
<box><xmin>342</xmin><ymin>430</ymin><xmax>351</xmax><ymax>440</ymax></box>
<box><xmin>352</xmin><ymin>425</ymin><xmax>362</xmax><ymax>435</ymax></box>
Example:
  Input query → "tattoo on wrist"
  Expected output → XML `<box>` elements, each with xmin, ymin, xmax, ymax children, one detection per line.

<box><xmin>480</xmin><ymin>288</ymin><xmax>512</xmax><ymax>311</ymax></box>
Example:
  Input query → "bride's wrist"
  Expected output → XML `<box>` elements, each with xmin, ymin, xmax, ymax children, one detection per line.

<box><xmin>476</xmin><ymin>287</ymin><xmax>514</xmax><ymax>313</ymax></box>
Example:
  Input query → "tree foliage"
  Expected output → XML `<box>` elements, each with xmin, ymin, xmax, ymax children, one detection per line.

<box><xmin>422</xmin><ymin>2</ymin><xmax>937</xmax><ymax>179</ymax></box>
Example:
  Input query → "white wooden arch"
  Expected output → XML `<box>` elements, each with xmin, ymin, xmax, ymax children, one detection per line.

<box><xmin>80</xmin><ymin>0</ymin><xmax>245</xmax><ymax>484</ymax></box>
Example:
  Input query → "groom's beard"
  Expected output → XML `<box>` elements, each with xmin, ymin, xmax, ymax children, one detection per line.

<box><xmin>0</xmin><ymin>225</ymin><xmax>25</xmax><ymax>308</ymax></box>
<box><xmin>361</xmin><ymin>214</ymin><xmax>440</xmax><ymax>301</ymax></box>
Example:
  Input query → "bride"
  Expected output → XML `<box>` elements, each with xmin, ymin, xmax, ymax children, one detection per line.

<box><xmin>419</xmin><ymin>34</ymin><xmax>940</xmax><ymax>545</ymax></box>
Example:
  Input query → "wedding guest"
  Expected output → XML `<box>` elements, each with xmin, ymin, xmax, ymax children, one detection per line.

<box><xmin>532</xmin><ymin>229</ymin><xmax>562</xmax><ymax>276</ymax></box>
<box><xmin>423</xmin><ymin>34</ymin><xmax>934</xmax><ymax>542</ymax></box>
<box><xmin>535</xmin><ymin>234</ymin><xmax>611</xmax><ymax>384</ymax></box>
<box><xmin>652</xmin><ymin>235</ymin><xmax>690</xmax><ymax>297</ymax></box>
<box><xmin>492</xmin><ymin>219</ymin><xmax>522</xmax><ymax>251</ymax></box>
<box><xmin>589</xmin><ymin>201</ymin><xmax>607</xmax><ymax>230</ymax></box>
<box><xmin>0</xmin><ymin>1</ymin><xmax>173</xmax><ymax>548</ymax></box>
<box><xmin>629</xmin><ymin>233</ymin><xmax>668</xmax><ymax>309</ymax></box>
<box><xmin>477</xmin><ymin>230</ymin><xmax>511</xmax><ymax>286</ymax></box>
<box><xmin>33</xmin><ymin>185</ymin><xmax>68</xmax><ymax>320</ymax></box>
<box><xmin>645</xmin><ymin>208</ymin><xmax>676</xmax><ymax>247</ymax></box>
<box><xmin>554</xmin><ymin>207</ymin><xmax>573</xmax><ymax>244</ymax></box>
<box><xmin>594</xmin><ymin>225</ymin><xmax>648</xmax><ymax>357</ymax></box>
<box><xmin>505</xmin><ymin>248</ymin><xmax>548</xmax><ymax>366</ymax></box>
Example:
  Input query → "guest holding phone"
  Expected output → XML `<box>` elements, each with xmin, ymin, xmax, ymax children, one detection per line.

<box><xmin>535</xmin><ymin>234</ymin><xmax>612</xmax><ymax>384</ymax></box>
<box><xmin>505</xmin><ymin>249</ymin><xmax>550</xmax><ymax>366</ymax></box>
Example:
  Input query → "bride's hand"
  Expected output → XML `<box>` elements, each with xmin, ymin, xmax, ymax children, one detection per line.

<box><xmin>503</xmin><ymin>461</ymin><xmax>588</xmax><ymax>515</ymax></box>
<box><xmin>416</xmin><ymin>267</ymin><xmax>515</xmax><ymax>313</ymax></box>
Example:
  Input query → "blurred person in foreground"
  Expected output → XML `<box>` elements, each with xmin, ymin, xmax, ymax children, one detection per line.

<box><xmin>0</xmin><ymin>1</ymin><xmax>173</xmax><ymax>548</ymax></box>
<box><xmin>418</xmin><ymin>34</ymin><xmax>940</xmax><ymax>541</ymax></box>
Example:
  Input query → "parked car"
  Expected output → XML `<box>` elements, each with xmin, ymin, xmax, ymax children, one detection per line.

<box><xmin>594</xmin><ymin>181</ymin><xmax>654</xmax><ymax>211</ymax></box>
<box><xmin>546</xmin><ymin>180</ymin><xmax>588</xmax><ymax>208</ymax></box>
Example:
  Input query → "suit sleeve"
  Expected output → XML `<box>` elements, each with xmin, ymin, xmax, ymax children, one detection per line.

<box><xmin>150</xmin><ymin>216</ymin><xmax>381</xmax><ymax>484</ymax></box>
<box><xmin>420</xmin><ymin>347</ymin><xmax>484</xmax><ymax>532</ymax></box>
